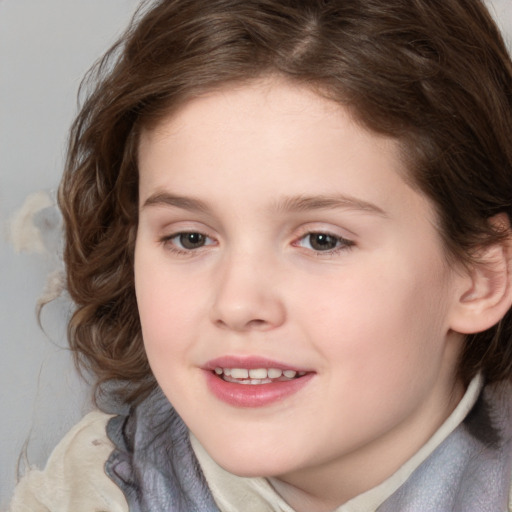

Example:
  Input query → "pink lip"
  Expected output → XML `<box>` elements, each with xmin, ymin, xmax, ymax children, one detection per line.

<box><xmin>203</xmin><ymin>356</ymin><xmax>314</xmax><ymax>408</ymax></box>
<box><xmin>204</xmin><ymin>355</ymin><xmax>310</xmax><ymax>372</ymax></box>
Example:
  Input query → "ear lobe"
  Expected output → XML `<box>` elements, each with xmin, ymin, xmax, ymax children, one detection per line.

<box><xmin>450</xmin><ymin>218</ymin><xmax>512</xmax><ymax>335</ymax></box>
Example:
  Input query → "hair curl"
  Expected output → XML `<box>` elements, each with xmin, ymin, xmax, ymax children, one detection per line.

<box><xmin>59</xmin><ymin>0</ymin><xmax>512</xmax><ymax>406</ymax></box>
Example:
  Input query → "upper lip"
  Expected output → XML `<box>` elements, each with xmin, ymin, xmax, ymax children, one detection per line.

<box><xmin>204</xmin><ymin>355</ymin><xmax>312</xmax><ymax>373</ymax></box>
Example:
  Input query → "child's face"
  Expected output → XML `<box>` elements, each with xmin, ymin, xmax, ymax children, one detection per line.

<box><xmin>135</xmin><ymin>78</ymin><xmax>467</xmax><ymax>495</ymax></box>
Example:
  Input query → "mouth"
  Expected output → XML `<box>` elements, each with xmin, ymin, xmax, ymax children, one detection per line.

<box><xmin>204</xmin><ymin>358</ymin><xmax>314</xmax><ymax>407</ymax></box>
<box><xmin>213</xmin><ymin>366</ymin><xmax>308</xmax><ymax>385</ymax></box>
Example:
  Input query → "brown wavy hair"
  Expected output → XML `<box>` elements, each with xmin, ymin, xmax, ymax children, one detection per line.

<box><xmin>59</xmin><ymin>0</ymin><xmax>512</xmax><ymax>406</ymax></box>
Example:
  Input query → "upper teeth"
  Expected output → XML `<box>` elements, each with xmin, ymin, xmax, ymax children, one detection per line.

<box><xmin>214</xmin><ymin>367</ymin><xmax>305</xmax><ymax>379</ymax></box>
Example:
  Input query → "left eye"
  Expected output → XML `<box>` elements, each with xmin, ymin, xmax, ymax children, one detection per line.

<box><xmin>166</xmin><ymin>232</ymin><xmax>214</xmax><ymax>250</ymax></box>
<box><xmin>297</xmin><ymin>232</ymin><xmax>351</xmax><ymax>252</ymax></box>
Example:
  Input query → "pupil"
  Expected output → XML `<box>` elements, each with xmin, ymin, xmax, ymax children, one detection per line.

<box><xmin>180</xmin><ymin>232</ymin><xmax>205</xmax><ymax>249</ymax></box>
<box><xmin>310</xmin><ymin>233</ymin><xmax>337</xmax><ymax>251</ymax></box>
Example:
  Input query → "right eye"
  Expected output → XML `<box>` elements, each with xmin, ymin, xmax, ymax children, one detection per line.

<box><xmin>162</xmin><ymin>232</ymin><xmax>215</xmax><ymax>252</ymax></box>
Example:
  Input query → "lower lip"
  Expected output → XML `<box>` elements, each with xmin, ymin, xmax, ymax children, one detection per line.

<box><xmin>204</xmin><ymin>371</ymin><xmax>314</xmax><ymax>408</ymax></box>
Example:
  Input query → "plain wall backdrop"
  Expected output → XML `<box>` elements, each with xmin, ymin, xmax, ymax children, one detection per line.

<box><xmin>1</xmin><ymin>0</ymin><xmax>512</xmax><ymax>507</ymax></box>
<box><xmin>0</xmin><ymin>1</ymin><xmax>140</xmax><ymax>506</ymax></box>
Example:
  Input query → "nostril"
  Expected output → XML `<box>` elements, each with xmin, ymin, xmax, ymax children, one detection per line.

<box><xmin>213</xmin><ymin>316</ymin><xmax>268</xmax><ymax>331</ymax></box>
<box><xmin>247</xmin><ymin>319</ymin><xmax>267</xmax><ymax>328</ymax></box>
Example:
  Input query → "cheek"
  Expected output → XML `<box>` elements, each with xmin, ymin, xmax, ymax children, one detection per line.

<box><xmin>302</xmin><ymin>252</ymin><xmax>452</xmax><ymax>375</ymax></box>
<box><xmin>300</xmin><ymin>263</ymin><xmax>454</xmax><ymax>437</ymax></box>
<box><xmin>135</xmin><ymin>275</ymin><xmax>205</xmax><ymax>401</ymax></box>
<box><xmin>134</xmin><ymin>251</ymin><xmax>203</xmax><ymax>360</ymax></box>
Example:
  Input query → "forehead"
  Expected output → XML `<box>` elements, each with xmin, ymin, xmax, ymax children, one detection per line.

<box><xmin>136</xmin><ymin>78</ymin><xmax>432</xmax><ymax>223</ymax></box>
<box><xmin>139</xmin><ymin>77</ymin><xmax>394</xmax><ymax>151</ymax></box>
<box><xmin>141</xmin><ymin>79</ymin><xmax>396</xmax><ymax>163</ymax></box>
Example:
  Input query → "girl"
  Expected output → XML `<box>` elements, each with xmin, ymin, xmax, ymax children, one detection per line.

<box><xmin>9</xmin><ymin>0</ymin><xmax>512</xmax><ymax>510</ymax></box>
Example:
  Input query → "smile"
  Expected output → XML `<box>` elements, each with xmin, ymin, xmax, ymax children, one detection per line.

<box><xmin>214</xmin><ymin>367</ymin><xmax>307</xmax><ymax>384</ymax></box>
<box><xmin>205</xmin><ymin>359</ymin><xmax>314</xmax><ymax>407</ymax></box>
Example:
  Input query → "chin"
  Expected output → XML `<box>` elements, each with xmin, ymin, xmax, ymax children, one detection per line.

<box><xmin>219</xmin><ymin>459</ymin><xmax>288</xmax><ymax>479</ymax></box>
<box><xmin>205</xmin><ymin>443</ymin><xmax>295</xmax><ymax>478</ymax></box>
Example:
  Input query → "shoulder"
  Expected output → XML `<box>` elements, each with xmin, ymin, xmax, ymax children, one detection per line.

<box><xmin>8</xmin><ymin>411</ymin><xmax>128</xmax><ymax>512</ymax></box>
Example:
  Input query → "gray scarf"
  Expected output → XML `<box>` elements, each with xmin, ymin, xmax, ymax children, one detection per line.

<box><xmin>105</xmin><ymin>381</ymin><xmax>512</xmax><ymax>511</ymax></box>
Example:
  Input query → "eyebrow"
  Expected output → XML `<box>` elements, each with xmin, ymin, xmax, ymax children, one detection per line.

<box><xmin>142</xmin><ymin>192</ymin><xmax>386</xmax><ymax>216</ymax></box>
<box><xmin>273</xmin><ymin>194</ymin><xmax>387</xmax><ymax>216</ymax></box>
<box><xmin>142</xmin><ymin>193</ymin><xmax>210</xmax><ymax>212</ymax></box>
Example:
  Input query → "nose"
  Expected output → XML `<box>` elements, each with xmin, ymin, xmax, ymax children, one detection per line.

<box><xmin>210</xmin><ymin>252</ymin><xmax>286</xmax><ymax>332</ymax></box>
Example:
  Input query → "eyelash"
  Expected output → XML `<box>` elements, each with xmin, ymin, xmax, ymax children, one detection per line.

<box><xmin>293</xmin><ymin>232</ymin><xmax>355</xmax><ymax>255</ymax></box>
<box><xmin>159</xmin><ymin>230</ymin><xmax>355</xmax><ymax>256</ymax></box>
<box><xmin>160</xmin><ymin>232</ymin><xmax>217</xmax><ymax>256</ymax></box>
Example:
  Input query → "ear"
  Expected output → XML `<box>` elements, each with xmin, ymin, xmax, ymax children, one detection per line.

<box><xmin>449</xmin><ymin>214</ymin><xmax>512</xmax><ymax>335</ymax></box>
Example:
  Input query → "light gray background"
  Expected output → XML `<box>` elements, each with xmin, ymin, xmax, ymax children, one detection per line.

<box><xmin>0</xmin><ymin>0</ymin><xmax>139</xmax><ymax>507</ymax></box>
<box><xmin>1</xmin><ymin>0</ymin><xmax>511</xmax><ymax>507</ymax></box>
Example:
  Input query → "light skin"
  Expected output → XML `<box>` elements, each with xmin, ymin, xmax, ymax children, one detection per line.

<box><xmin>134</xmin><ymin>78</ymin><xmax>501</xmax><ymax>511</ymax></box>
